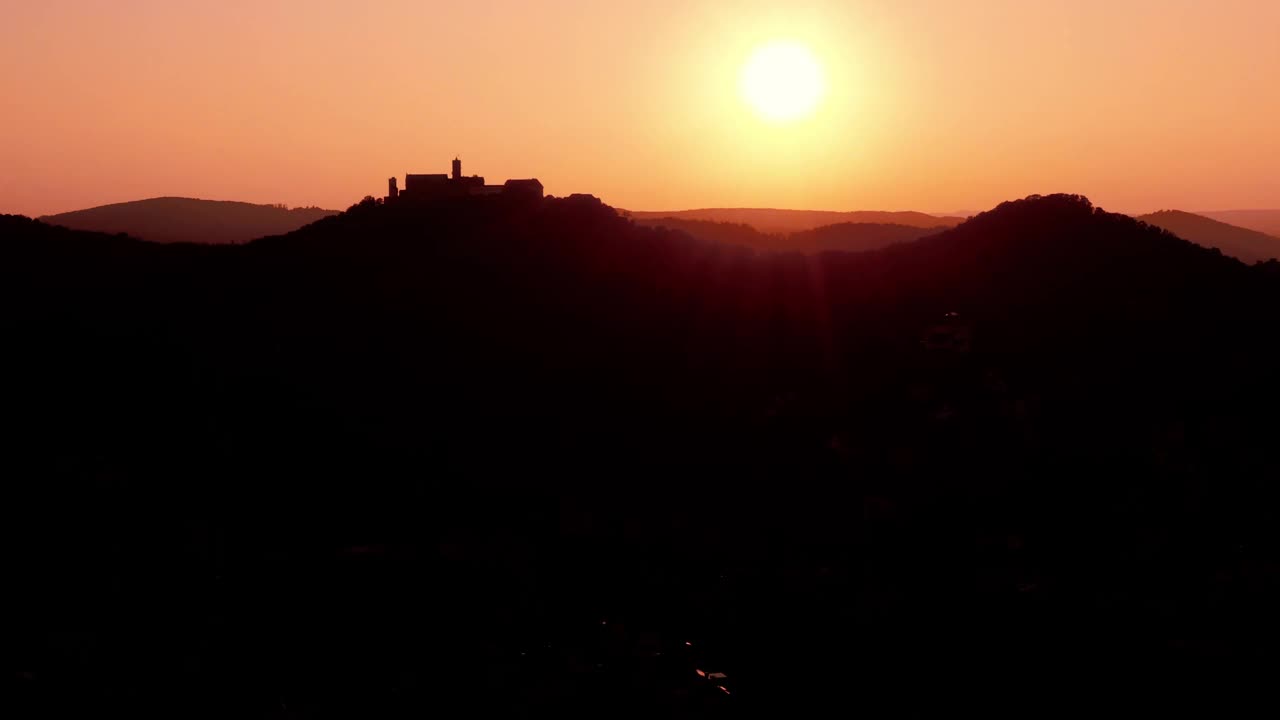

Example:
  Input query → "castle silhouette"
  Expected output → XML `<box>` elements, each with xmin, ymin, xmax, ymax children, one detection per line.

<box><xmin>387</xmin><ymin>159</ymin><xmax>543</xmax><ymax>201</ymax></box>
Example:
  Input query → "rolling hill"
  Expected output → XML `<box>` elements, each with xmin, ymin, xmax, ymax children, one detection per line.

<box><xmin>1198</xmin><ymin>209</ymin><xmax>1280</xmax><ymax>239</ymax></box>
<box><xmin>632</xmin><ymin>216</ymin><xmax>941</xmax><ymax>253</ymax></box>
<box><xmin>785</xmin><ymin>221</ymin><xmax>941</xmax><ymax>252</ymax></box>
<box><xmin>629</xmin><ymin>216</ymin><xmax>782</xmax><ymax>250</ymax></box>
<box><xmin>623</xmin><ymin>207</ymin><xmax>964</xmax><ymax>234</ymax></box>
<box><xmin>39</xmin><ymin>197</ymin><xmax>338</xmax><ymax>244</ymax></box>
<box><xmin>1137</xmin><ymin>210</ymin><xmax>1280</xmax><ymax>263</ymax></box>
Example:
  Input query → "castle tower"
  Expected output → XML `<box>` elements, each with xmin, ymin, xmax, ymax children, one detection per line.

<box><xmin>452</xmin><ymin>157</ymin><xmax>462</xmax><ymax>181</ymax></box>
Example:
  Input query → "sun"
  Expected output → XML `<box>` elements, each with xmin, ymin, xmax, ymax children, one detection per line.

<box><xmin>740</xmin><ymin>41</ymin><xmax>826</xmax><ymax>123</ymax></box>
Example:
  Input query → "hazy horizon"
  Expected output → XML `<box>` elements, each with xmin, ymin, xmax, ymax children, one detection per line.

<box><xmin>4</xmin><ymin>0</ymin><xmax>1278</xmax><ymax>217</ymax></box>
<box><xmin>28</xmin><ymin>194</ymin><xmax>1280</xmax><ymax>222</ymax></box>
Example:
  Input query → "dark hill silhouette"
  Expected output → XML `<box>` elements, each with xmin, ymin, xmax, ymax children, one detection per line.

<box><xmin>786</xmin><ymin>221</ymin><xmax>940</xmax><ymax>252</ymax></box>
<box><xmin>5</xmin><ymin>193</ymin><xmax>1280</xmax><ymax>716</ymax></box>
<box><xmin>630</xmin><ymin>216</ymin><xmax>782</xmax><ymax>250</ymax></box>
<box><xmin>633</xmin><ymin>216</ymin><xmax>940</xmax><ymax>253</ymax></box>
<box><xmin>623</xmin><ymin>206</ymin><xmax>963</xmax><ymax>233</ymax></box>
<box><xmin>1137</xmin><ymin>209</ymin><xmax>1280</xmax><ymax>263</ymax></box>
<box><xmin>39</xmin><ymin>196</ymin><xmax>337</xmax><ymax>244</ymax></box>
<box><xmin>1199</xmin><ymin>208</ymin><xmax>1280</xmax><ymax>238</ymax></box>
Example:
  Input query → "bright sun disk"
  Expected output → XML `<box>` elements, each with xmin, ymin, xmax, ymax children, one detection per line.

<box><xmin>740</xmin><ymin>41</ymin><xmax>826</xmax><ymax>122</ymax></box>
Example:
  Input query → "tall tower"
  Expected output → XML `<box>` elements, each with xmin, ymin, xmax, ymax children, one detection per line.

<box><xmin>452</xmin><ymin>157</ymin><xmax>462</xmax><ymax>181</ymax></box>
<box><xmin>388</xmin><ymin>177</ymin><xmax>399</xmax><ymax>199</ymax></box>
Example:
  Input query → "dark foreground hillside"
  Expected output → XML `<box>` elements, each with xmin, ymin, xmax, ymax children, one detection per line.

<box><xmin>5</xmin><ymin>194</ymin><xmax>1280</xmax><ymax>717</ymax></box>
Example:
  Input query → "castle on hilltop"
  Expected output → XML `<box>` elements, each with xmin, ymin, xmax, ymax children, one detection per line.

<box><xmin>386</xmin><ymin>159</ymin><xmax>543</xmax><ymax>202</ymax></box>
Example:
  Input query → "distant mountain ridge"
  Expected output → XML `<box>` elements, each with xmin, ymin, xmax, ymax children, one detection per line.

<box><xmin>785</xmin><ymin>222</ymin><xmax>942</xmax><ymax>253</ymax></box>
<box><xmin>632</xmin><ymin>216</ymin><xmax>941</xmax><ymax>254</ymax></box>
<box><xmin>1137</xmin><ymin>210</ymin><xmax>1280</xmax><ymax>264</ymax></box>
<box><xmin>623</xmin><ymin>207</ymin><xmax>963</xmax><ymax>234</ymax></box>
<box><xmin>40</xmin><ymin>197</ymin><xmax>338</xmax><ymax>244</ymax></box>
<box><xmin>1198</xmin><ymin>209</ymin><xmax>1280</xmax><ymax>239</ymax></box>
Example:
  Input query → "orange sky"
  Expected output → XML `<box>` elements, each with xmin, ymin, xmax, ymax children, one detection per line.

<box><xmin>3</xmin><ymin>0</ymin><xmax>1277</xmax><ymax>217</ymax></box>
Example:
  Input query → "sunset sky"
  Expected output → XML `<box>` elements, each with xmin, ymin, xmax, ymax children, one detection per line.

<box><xmin>3</xmin><ymin>0</ymin><xmax>1277</xmax><ymax>218</ymax></box>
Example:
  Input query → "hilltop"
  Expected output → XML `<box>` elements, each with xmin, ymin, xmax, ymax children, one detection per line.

<box><xmin>1137</xmin><ymin>209</ymin><xmax>1280</xmax><ymax>263</ymax></box>
<box><xmin>623</xmin><ymin>206</ymin><xmax>963</xmax><ymax>233</ymax></box>
<box><xmin>39</xmin><ymin>196</ymin><xmax>337</xmax><ymax>244</ymax></box>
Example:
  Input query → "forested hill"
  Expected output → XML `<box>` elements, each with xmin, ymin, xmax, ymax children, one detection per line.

<box><xmin>5</xmin><ymin>192</ymin><xmax>1280</xmax><ymax>715</ymax></box>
